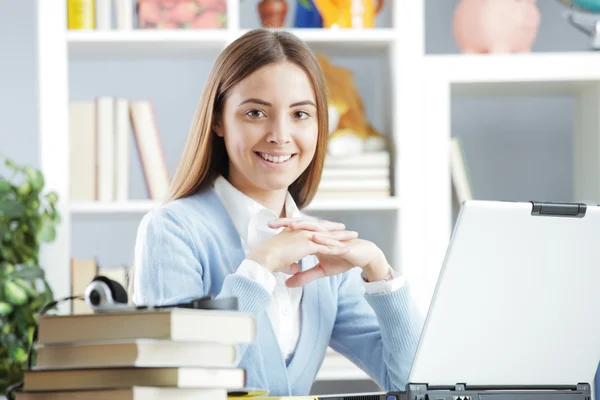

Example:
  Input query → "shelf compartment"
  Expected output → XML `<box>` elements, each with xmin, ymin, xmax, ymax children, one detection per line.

<box><xmin>69</xmin><ymin>196</ymin><xmax>401</xmax><ymax>215</ymax></box>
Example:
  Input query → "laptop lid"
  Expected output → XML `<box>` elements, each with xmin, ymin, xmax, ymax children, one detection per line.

<box><xmin>408</xmin><ymin>201</ymin><xmax>600</xmax><ymax>388</ymax></box>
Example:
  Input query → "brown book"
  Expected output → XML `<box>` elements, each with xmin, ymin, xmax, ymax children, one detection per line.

<box><xmin>16</xmin><ymin>386</ymin><xmax>227</xmax><ymax>400</ymax></box>
<box><xmin>34</xmin><ymin>339</ymin><xmax>238</xmax><ymax>370</ymax></box>
<box><xmin>22</xmin><ymin>367</ymin><xmax>245</xmax><ymax>392</ymax></box>
<box><xmin>70</xmin><ymin>258</ymin><xmax>98</xmax><ymax>315</ymax></box>
<box><xmin>129</xmin><ymin>100</ymin><xmax>170</xmax><ymax>201</ymax></box>
<box><xmin>37</xmin><ymin>308</ymin><xmax>255</xmax><ymax>345</ymax></box>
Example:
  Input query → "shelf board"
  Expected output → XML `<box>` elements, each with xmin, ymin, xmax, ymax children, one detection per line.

<box><xmin>69</xmin><ymin>196</ymin><xmax>399</xmax><ymax>215</ymax></box>
<box><xmin>425</xmin><ymin>52</ymin><xmax>600</xmax><ymax>95</ymax></box>
<box><xmin>237</xmin><ymin>28</ymin><xmax>395</xmax><ymax>53</ymax></box>
<box><xmin>68</xmin><ymin>29</ymin><xmax>230</xmax><ymax>60</ymax></box>
<box><xmin>67</xmin><ymin>28</ymin><xmax>395</xmax><ymax>60</ymax></box>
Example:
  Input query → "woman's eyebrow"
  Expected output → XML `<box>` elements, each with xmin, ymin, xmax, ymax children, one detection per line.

<box><xmin>290</xmin><ymin>100</ymin><xmax>316</xmax><ymax>108</ymax></box>
<box><xmin>238</xmin><ymin>98</ymin><xmax>271</xmax><ymax>106</ymax></box>
<box><xmin>237</xmin><ymin>99</ymin><xmax>316</xmax><ymax>107</ymax></box>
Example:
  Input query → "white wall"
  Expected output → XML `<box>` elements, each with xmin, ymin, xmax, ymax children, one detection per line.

<box><xmin>0</xmin><ymin>0</ymin><xmax>39</xmax><ymax>169</ymax></box>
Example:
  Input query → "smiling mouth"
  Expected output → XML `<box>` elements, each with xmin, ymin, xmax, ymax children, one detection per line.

<box><xmin>256</xmin><ymin>152</ymin><xmax>296</xmax><ymax>164</ymax></box>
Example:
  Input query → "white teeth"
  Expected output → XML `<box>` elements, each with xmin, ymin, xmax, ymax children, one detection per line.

<box><xmin>259</xmin><ymin>152</ymin><xmax>292</xmax><ymax>163</ymax></box>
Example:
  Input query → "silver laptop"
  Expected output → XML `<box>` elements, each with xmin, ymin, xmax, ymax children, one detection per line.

<box><xmin>318</xmin><ymin>200</ymin><xmax>600</xmax><ymax>400</ymax></box>
<box><xmin>409</xmin><ymin>200</ymin><xmax>600</xmax><ymax>388</ymax></box>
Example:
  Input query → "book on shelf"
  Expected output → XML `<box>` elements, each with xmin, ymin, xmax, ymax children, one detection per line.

<box><xmin>323</xmin><ymin>150</ymin><xmax>389</xmax><ymax>169</ymax></box>
<box><xmin>68</xmin><ymin>97</ymin><xmax>170</xmax><ymax>203</ymax></box>
<box><xmin>70</xmin><ymin>258</ymin><xmax>98</xmax><ymax>315</ymax></box>
<box><xmin>67</xmin><ymin>0</ymin><xmax>134</xmax><ymax>30</ymax></box>
<box><xmin>316</xmin><ymin>150</ymin><xmax>392</xmax><ymax>198</ymax></box>
<box><xmin>66</xmin><ymin>0</ymin><xmax>229</xmax><ymax>31</ymax></box>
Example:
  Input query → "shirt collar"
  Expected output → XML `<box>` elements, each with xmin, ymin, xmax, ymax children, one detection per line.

<box><xmin>213</xmin><ymin>175</ymin><xmax>302</xmax><ymax>251</ymax></box>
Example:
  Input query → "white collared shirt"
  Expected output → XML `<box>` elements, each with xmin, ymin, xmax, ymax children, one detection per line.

<box><xmin>213</xmin><ymin>175</ymin><xmax>405</xmax><ymax>363</ymax></box>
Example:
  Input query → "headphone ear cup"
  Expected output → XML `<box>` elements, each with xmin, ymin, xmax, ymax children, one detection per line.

<box><xmin>92</xmin><ymin>276</ymin><xmax>128</xmax><ymax>304</ymax></box>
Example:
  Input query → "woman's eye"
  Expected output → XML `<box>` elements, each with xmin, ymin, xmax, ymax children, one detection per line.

<box><xmin>294</xmin><ymin>111</ymin><xmax>309</xmax><ymax>119</ymax></box>
<box><xmin>246</xmin><ymin>110</ymin><xmax>265</xmax><ymax>119</ymax></box>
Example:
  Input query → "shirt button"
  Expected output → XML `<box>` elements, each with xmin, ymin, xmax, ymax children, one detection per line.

<box><xmin>282</xmin><ymin>308</ymin><xmax>289</xmax><ymax>316</ymax></box>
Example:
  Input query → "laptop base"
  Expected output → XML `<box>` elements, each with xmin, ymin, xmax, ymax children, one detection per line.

<box><xmin>317</xmin><ymin>382</ymin><xmax>592</xmax><ymax>400</ymax></box>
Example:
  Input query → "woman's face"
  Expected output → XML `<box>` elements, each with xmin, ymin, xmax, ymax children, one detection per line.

<box><xmin>214</xmin><ymin>60</ymin><xmax>318</xmax><ymax>197</ymax></box>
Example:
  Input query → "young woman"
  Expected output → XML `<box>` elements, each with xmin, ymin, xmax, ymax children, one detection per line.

<box><xmin>131</xmin><ymin>28</ymin><xmax>423</xmax><ymax>397</ymax></box>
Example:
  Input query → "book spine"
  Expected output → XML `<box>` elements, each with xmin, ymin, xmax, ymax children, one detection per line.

<box><xmin>96</xmin><ymin>97</ymin><xmax>115</xmax><ymax>202</ymax></box>
<box><xmin>67</xmin><ymin>0</ymin><xmax>96</xmax><ymax>30</ymax></box>
<box><xmin>114</xmin><ymin>0</ymin><xmax>134</xmax><ymax>30</ymax></box>
<box><xmin>95</xmin><ymin>0</ymin><xmax>112</xmax><ymax>29</ymax></box>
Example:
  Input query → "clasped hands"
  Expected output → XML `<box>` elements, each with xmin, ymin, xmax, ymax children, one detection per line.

<box><xmin>247</xmin><ymin>217</ymin><xmax>391</xmax><ymax>288</ymax></box>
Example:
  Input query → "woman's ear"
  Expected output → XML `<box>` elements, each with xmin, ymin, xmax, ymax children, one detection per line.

<box><xmin>212</xmin><ymin>116</ymin><xmax>224</xmax><ymax>138</ymax></box>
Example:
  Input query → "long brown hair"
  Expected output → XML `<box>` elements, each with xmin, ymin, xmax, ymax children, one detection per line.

<box><xmin>167</xmin><ymin>29</ymin><xmax>329</xmax><ymax>209</ymax></box>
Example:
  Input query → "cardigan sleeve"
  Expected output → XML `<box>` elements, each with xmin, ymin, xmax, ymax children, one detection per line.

<box><xmin>328</xmin><ymin>267</ymin><xmax>424</xmax><ymax>391</ymax></box>
<box><xmin>131</xmin><ymin>208</ymin><xmax>271</xmax><ymax>358</ymax></box>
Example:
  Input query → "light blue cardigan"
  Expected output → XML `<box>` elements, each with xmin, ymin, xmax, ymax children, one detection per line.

<box><xmin>131</xmin><ymin>185</ymin><xmax>424</xmax><ymax>396</ymax></box>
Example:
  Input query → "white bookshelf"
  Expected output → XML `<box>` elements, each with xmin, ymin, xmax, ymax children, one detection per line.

<box><xmin>35</xmin><ymin>0</ymin><xmax>428</xmax><ymax>384</ymax></box>
<box><xmin>37</xmin><ymin>0</ymin><xmax>600</xmax><ymax>387</ymax></box>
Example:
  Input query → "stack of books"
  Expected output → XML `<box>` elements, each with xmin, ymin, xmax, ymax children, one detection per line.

<box><xmin>14</xmin><ymin>307</ymin><xmax>256</xmax><ymax>399</ymax></box>
<box><xmin>316</xmin><ymin>151</ymin><xmax>391</xmax><ymax>198</ymax></box>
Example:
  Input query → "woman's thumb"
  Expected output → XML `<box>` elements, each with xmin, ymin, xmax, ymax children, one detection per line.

<box><xmin>280</xmin><ymin>262</ymin><xmax>301</xmax><ymax>275</ymax></box>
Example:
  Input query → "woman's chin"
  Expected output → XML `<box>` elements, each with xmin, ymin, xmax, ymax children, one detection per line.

<box><xmin>249</xmin><ymin>169</ymin><xmax>299</xmax><ymax>191</ymax></box>
<box><xmin>258</xmin><ymin>175</ymin><xmax>295</xmax><ymax>190</ymax></box>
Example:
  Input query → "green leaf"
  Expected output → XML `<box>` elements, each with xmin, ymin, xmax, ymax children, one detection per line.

<box><xmin>9</xmin><ymin>347</ymin><xmax>27</xmax><ymax>364</ymax></box>
<box><xmin>0</xmin><ymin>201</ymin><xmax>26</xmax><ymax>219</ymax></box>
<box><xmin>36</xmin><ymin>212</ymin><xmax>56</xmax><ymax>243</ymax></box>
<box><xmin>45</xmin><ymin>191</ymin><xmax>58</xmax><ymax>205</ymax></box>
<box><xmin>9</xmin><ymin>267</ymin><xmax>44</xmax><ymax>280</ymax></box>
<box><xmin>0</xmin><ymin>178</ymin><xmax>11</xmax><ymax>192</ymax></box>
<box><xmin>1</xmin><ymin>263</ymin><xmax>16</xmax><ymax>277</ymax></box>
<box><xmin>17</xmin><ymin>182</ymin><xmax>31</xmax><ymax>196</ymax></box>
<box><xmin>4</xmin><ymin>281</ymin><xmax>28</xmax><ymax>305</ymax></box>
<box><xmin>23</xmin><ymin>167</ymin><xmax>43</xmax><ymax>192</ymax></box>
<box><xmin>298</xmin><ymin>0</ymin><xmax>312</xmax><ymax>8</ymax></box>
<box><xmin>4</xmin><ymin>157</ymin><xmax>16</xmax><ymax>169</ymax></box>
<box><xmin>0</xmin><ymin>302</ymin><xmax>13</xmax><ymax>315</ymax></box>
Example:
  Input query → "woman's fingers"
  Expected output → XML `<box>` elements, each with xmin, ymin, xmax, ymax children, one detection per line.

<box><xmin>267</xmin><ymin>218</ymin><xmax>301</xmax><ymax>229</ymax></box>
<box><xmin>311</xmin><ymin>233</ymin><xmax>346</xmax><ymax>247</ymax></box>
<box><xmin>318</xmin><ymin>230</ymin><xmax>358</xmax><ymax>241</ymax></box>
<box><xmin>311</xmin><ymin>242</ymin><xmax>351</xmax><ymax>256</ymax></box>
<box><xmin>290</xmin><ymin>220</ymin><xmax>345</xmax><ymax>232</ymax></box>
<box><xmin>286</xmin><ymin>263</ymin><xmax>326</xmax><ymax>288</ymax></box>
<box><xmin>279</xmin><ymin>262</ymin><xmax>302</xmax><ymax>275</ymax></box>
<box><xmin>268</xmin><ymin>218</ymin><xmax>346</xmax><ymax>232</ymax></box>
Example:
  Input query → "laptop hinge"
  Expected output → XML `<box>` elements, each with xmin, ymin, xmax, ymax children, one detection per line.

<box><xmin>530</xmin><ymin>201</ymin><xmax>587</xmax><ymax>217</ymax></box>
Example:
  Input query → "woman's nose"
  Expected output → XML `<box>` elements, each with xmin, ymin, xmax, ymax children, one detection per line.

<box><xmin>267</xmin><ymin>116</ymin><xmax>292</xmax><ymax>145</ymax></box>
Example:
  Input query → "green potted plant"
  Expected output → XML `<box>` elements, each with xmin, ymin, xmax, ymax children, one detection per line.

<box><xmin>0</xmin><ymin>155</ymin><xmax>59</xmax><ymax>398</ymax></box>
